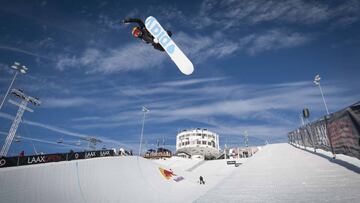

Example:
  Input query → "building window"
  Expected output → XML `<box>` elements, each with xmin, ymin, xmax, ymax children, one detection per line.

<box><xmin>202</xmin><ymin>141</ymin><xmax>207</xmax><ymax>145</ymax></box>
<box><xmin>197</xmin><ymin>140</ymin><xmax>201</xmax><ymax>144</ymax></box>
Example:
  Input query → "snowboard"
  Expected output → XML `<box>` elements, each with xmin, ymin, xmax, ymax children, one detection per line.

<box><xmin>145</xmin><ymin>16</ymin><xmax>194</xmax><ymax>75</ymax></box>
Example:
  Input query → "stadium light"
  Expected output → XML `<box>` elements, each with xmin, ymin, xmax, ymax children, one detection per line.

<box><xmin>313</xmin><ymin>74</ymin><xmax>330</xmax><ymax>115</ymax></box>
<box><xmin>0</xmin><ymin>88</ymin><xmax>40</xmax><ymax>157</ymax></box>
<box><xmin>0</xmin><ymin>62</ymin><xmax>28</xmax><ymax>112</ymax></box>
<box><xmin>138</xmin><ymin>106</ymin><xmax>149</xmax><ymax>156</ymax></box>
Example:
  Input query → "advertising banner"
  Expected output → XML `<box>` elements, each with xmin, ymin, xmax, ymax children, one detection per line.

<box><xmin>18</xmin><ymin>153</ymin><xmax>67</xmax><ymax>166</ymax></box>
<box><xmin>288</xmin><ymin>102</ymin><xmax>360</xmax><ymax>159</ymax></box>
<box><xmin>0</xmin><ymin>157</ymin><xmax>19</xmax><ymax>168</ymax></box>
<box><xmin>326</xmin><ymin>103</ymin><xmax>360</xmax><ymax>159</ymax></box>
<box><xmin>0</xmin><ymin>149</ymin><xmax>116</xmax><ymax>168</ymax></box>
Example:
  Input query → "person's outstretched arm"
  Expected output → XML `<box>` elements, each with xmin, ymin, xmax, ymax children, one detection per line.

<box><xmin>122</xmin><ymin>18</ymin><xmax>145</xmax><ymax>28</ymax></box>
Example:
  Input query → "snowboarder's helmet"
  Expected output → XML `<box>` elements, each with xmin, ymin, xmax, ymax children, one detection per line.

<box><xmin>132</xmin><ymin>27</ymin><xmax>142</xmax><ymax>38</ymax></box>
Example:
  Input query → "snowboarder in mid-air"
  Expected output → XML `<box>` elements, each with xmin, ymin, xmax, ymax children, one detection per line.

<box><xmin>123</xmin><ymin>18</ymin><xmax>172</xmax><ymax>52</ymax></box>
<box><xmin>123</xmin><ymin>16</ymin><xmax>194</xmax><ymax>75</ymax></box>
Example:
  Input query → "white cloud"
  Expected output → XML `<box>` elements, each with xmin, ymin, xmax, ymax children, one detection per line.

<box><xmin>244</xmin><ymin>30</ymin><xmax>311</xmax><ymax>54</ymax></box>
<box><xmin>0</xmin><ymin>62</ymin><xmax>13</xmax><ymax>75</ymax></box>
<box><xmin>0</xmin><ymin>112</ymin><xmax>133</xmax><ymax>149</ymax></box>
<box><xmin>159</xmin><ymin>77</ymin><xmax>226</xmax><ymax>87</ymax></box>
<box><xmin>197</xmin><ymin>0</ymin><xmax>360</xmax><ymax>28</ymax></box>
<box><xmin>55</xmin><ymin>32</ymin><xmax>242</xmax><ymax>74</ymax></box>
<box><xmin>97</xmin><ymin>14</ymin><xmax>123</xmax><ymax>30</ymax></box>
<box><xmin>213</xmin><ymin>123</ymin><xmax>291</xmax><ymax>140</ymax></box>
<box><xmin>2</xmin><ymin>77</ymin><xmax>357</xmax><ymax>146</ymax></box>
<box><xmin>0</xmin><ymin>112</ymin><xmax>96</xmax><ymax>139</ymax></box>
<box><xmin>138</xmin><ymin>81</ymin><xmax>358</xmax><ymax>127</ymax></box>
<box><xmin>56</xmin><ymin>7</ymin><xmax>319</xmax><ymax>74</ymax></box>
<box><xmin>42</xmin><ymin>97</ymin><xmax>94</xmax><ymax>108</ymax></box>
<box><xmin>0</xmin><ymin>45</ymin><xmax>53</xmax><ymax>60</ymax></box>
<box><xmin>71</xmin><ymin>116</ymin><xmax>101</xmax><ymax>122</ymax></box>
<box><xmin>62</xmin><ymin>79</ymin><xmax>359</xmax><ymax>143</ymax></box>
<box><xmin>16</xmin><ymin>135</ymin><xmax>83</xmax><ymax>149</ymax></box>
<box><xmin>174</xmin><ymin>30</ymin><xmax>310</xmax><ymax>59</ymax></box>
<box><xmin>174</xmin><ymin>32</ymin><xmax>240</xmax><ymax>63</ymax></box>
<box><xmin>56</xmin><ymin>42</ymin><xmax>166</xmax><ymax>73</ymax></box>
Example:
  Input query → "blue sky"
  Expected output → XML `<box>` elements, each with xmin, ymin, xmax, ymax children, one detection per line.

<box><xmin>0</xmin><ymin>0</ymin><xmax>359</xmax><ymax>156</ymax></box>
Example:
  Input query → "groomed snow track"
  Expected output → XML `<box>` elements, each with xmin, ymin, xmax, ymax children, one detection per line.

<box><xmin>0</xmin><ymin>156</ymin><xmax>203</xmax><ymax>203</ymax></box>
<box><xmin>195</xmin><ymin>143</ymin><xmax>360</xmax><ymax>203</ymax></box>
<box><xmin>1</xmin><ymin>144</ymin><xmax>359</xmax><ymax>203</ymax></box>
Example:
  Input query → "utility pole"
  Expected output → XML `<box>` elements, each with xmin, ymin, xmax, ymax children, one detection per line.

<box><xmin>300</xmin><ymin>113</ymin><xmax>305</xmax><ymax>126</ymax></box>
<box><xmin>244</xmin><ymin>130</ymin><xmax>250</xmax><ymax>157</ymax></box>
<box><xmin>314</xmin><ymin>74</ymin><xmax>330</xmax><ymax>115</ymax></box>
<box><xmin>244</xmin><ymin>130</ymin><xmax>249</xmax><ymax>147</ymax></box>
<box><xmin>138</xmin><ymin>106</ymin><xmax>149</xmax><ymax>156</ymax></box>
<box><xmin>0</xmin><ymin>89</ymin><xmax>40</xmax><ymax>157</ymax></box>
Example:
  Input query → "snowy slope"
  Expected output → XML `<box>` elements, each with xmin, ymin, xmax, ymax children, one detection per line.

<box><xmin>1</xmin><ymin>144</ymin><xmax>358</xmax><ymax>203</ymax></box>
<box><xmin>0</xmin><ymin>156</ymin><xmax>206</xmax><ymax>203</ymax></box>
<box><xmin>153</xmin><ymin>156</ymin><xmax>204</xmax><ymax>171</ymax></box>
<box><xmin>195</xmin><ymin>143</ymin><xmax>360</xmax><ymax>203</ymax></box>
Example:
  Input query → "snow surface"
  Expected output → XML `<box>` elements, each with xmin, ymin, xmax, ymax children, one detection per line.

<box><xmin>195</xmin><ymin>143</ymin><xmax>360</xmax><ymax>203</ymax></box>
<box><xmin>0</xmin><ymin>155</ymin><xmax>240</xmax><ymax>203</ymax></box>
<box><xmin>0</xmin><ymin>143</ymin><xmax>358</xmax><ymax>203</ymax></box>
<box><xmin>153</xmin><ymin>156</ymin><xmax>205</xmax><ymax>171</ymax></box>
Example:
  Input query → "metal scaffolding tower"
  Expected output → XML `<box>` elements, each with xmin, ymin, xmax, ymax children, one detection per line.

<box><xmin>0</xmin><ymin>89</ymin><xmax>40</xmax><ymax>157</ymax></box>
<box><xmin>0</xmin><ymin>62</ymin><xmax>28</xmax><ymax>112</ymax></box>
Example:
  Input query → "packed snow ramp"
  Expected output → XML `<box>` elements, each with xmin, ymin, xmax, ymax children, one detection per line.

<box><xmin>0</xmin><ymin>156</ymin><xmax>204</xmax><ymax>203</ymax></box>
<box><xmin>195</xmin><ymin>143</ymin><xmax>360</xmax><ymax>203</ymax></box>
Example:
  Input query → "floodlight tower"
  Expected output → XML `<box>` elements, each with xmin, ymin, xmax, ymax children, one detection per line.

<box><xmin>0</xmin><ymin>89</ymin><xmax>40</xmax><ymax>157</ymax></box>
<box><xmin>0</xmin><ymin>62</ymin><xmax>28</xmax><ymax>112</ymax></box>
<box><xmin>314</xmin><ymin>74</ymin><xmax>330</xmax><ymax>115</ymax></box>
<box><xmin>138</xmin><ymin>106</ymin><xmax>149</xmax><ymax>156</ymax></box>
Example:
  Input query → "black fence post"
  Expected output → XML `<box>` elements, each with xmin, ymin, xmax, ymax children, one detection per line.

<box><xmin>300</xmin><ymin>128</ymin><xmax>306</xmax><ymax>149</ymax></box>
<box><xmin>324</xmin><ymin>115</ymin><xmax>336</xmax><ymax>159</ymax></box>
<box><xmin>305</xmin><ymin>124</ymin><xmax>316</xmax><ymax>153</ymax></box>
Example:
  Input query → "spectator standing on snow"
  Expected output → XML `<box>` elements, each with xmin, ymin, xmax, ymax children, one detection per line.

<box><xmin>199</xmin><ymin>176</ymin><xmax>205</xmax><ymax>185</ymax></box>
